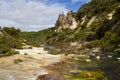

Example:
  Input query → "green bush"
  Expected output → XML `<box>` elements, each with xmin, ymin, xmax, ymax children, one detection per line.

<box><xmin>7</xmin><ymin>50</ymin><xmax>19</xmax><ymax>56</ymax></box>
<box><xmin>0</xmin><ymin>44</ymin><xmax>11</xmax><ymax>54</ymax></box>
<box><xmin>86</xmin><ymin>32</ymin><xmax>96</xmax><ymax>41</ymax></box>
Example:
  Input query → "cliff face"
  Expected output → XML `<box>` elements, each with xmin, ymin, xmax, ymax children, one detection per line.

<box><xmin>55</xmin><ymin>11</ymin><xmax>78</xmax><ymax>32</ymax></box>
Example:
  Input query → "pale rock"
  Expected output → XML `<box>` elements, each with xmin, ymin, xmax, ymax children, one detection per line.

<box><xmin>108</xmin><ymin>10</ymin><xmax>115</xmax><ymax>20</ymax></box>
<box><xmin>96</xmin><ymin>56</ymin><xmax>100</xmax><ymax>60</ymax></box>
<box><xmin>55</xmin><ymin>11</ymin><xmax>78</xmax><ymax>32</ymax></box>
<box><xmin>86</xmin><ymin>59</ymin><xmax>91</xmax><ymax>62</ymax></box>
<box><xmin>87</xmin><ymin>16</ymin><xmax>97</xmax><ymax>27</ymax></box>
<box><xmin>81</xmin><ymin>15</ymin><xmax>87</xmax><ymax>25</ymax></box>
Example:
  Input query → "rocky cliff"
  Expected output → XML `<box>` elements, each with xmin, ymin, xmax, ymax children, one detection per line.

<box><xmin>55</xmin><ymin>11</ymin><xmax>78</xmax><ymax>32</ymax></box>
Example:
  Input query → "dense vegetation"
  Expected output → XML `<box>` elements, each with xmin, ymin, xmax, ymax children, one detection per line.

<box><xmin>46</xmin><ymin>0</ymin><xmax>120</xmax><ymax>52</ymax></box>
<box><xmin>0</xmin><ymin>27</ymin><xmax>22</xmax><ymax>56</ymax></box>
<box><xmin>20</xmin><ymin>27</ymin><xmax>55</xmax><ymax>46</ymax></box>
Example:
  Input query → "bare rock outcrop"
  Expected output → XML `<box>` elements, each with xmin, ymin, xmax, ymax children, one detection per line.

<box><xmin>55</xmin><ymin>11</ymin><xmax>78</xmax><ymax>32</ymax></box>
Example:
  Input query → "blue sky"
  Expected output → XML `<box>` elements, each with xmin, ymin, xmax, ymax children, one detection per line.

<box><xmin>0</xmin><ymin>0</ymin><xmax>90</xmax><ymax>31</ymax></box>
<box><xmin>45</xmin><ymin>0</ymin><xmax>90</xmax><ymax>11</ymax></box>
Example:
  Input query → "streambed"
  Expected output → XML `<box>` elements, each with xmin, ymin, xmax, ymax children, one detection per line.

<box><xmin>0</xmin><ymin>47</ymin><xmax>63</xmax><ymax>80</ymax></box>
<box><xmin>0</xmin><ymin>46</ymin><xmax>107</xmax><ymax>80</ymax></box>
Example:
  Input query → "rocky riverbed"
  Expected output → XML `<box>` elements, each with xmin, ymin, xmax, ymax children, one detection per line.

<box><xmin>0</xmin><ymin>47</ymin><xmax>64</xmax><ymax>80</ymax></box>
<box><xmin>0</xmin><ymin>46</ymin><xmax>108</xmax><ymax>80</ymax></box>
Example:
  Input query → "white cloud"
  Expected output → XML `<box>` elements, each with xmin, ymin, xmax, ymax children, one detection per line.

<box><xmin>72</xmin><ymin>0</ymin><xmax>90</xmax><ymax>3</ymax></box>
<box><xmin>0</xmin><ymin>0</ymin><xmax>68</xmax><ymax>31</ymax></box>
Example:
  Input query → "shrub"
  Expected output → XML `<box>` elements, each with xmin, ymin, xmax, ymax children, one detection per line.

<box><xmin>7</xmin><ymin>50</ymin><xmax>19</xmax><ymax>56</ymax></box>
<box><xmin>0</xmin><ymin>44</ymin><xmax>11</xmax><ymax>54</ymax></box>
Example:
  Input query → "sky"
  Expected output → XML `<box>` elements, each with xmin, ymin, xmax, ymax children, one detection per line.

<box><xmin>0</xmin><ymin>0</ymin><xmax>90</xmax><ymax>31</ymax></box>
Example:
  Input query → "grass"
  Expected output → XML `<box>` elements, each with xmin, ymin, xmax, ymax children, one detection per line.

<box><xmin>14</xmin><ymin>59</ymin><xmax>23</xmax><ymax>64</ymax></box>
<box><xmin>48</xmin><ymin>50</ymin><xmax>62</xmax><ymax>55</ymax></box>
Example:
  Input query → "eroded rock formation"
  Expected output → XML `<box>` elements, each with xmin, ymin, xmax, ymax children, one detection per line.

<box><xmin>55</xmin><ymin>11</ymin><xmax>78</xmax><ymax>32</ymax></box>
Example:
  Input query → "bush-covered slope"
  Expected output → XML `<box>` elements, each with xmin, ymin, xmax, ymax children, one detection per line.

<box><xmin>20</xmin><ymin>27</ymin><xmax>55</xmax><ymax>46</ymax></box>
<box><xmin>46</xmin><ymin>0</ymin><xmax>120</xmax><ymax>51</ymax></box>
<box><xmin>0</xmin><ymin>27</ymin><xmax>22</xmax><ymax>56</ymax></box>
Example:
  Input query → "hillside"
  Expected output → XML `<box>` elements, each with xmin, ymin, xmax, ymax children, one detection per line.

<box><xmin>46</xmin><ymin>0</ymin><xmax>120</xmax><ymax>52</ymax></box>
<box><xmin>20</xmin><ymin>27</ymin><xmax>55</xmax><ymax>45</ymax></box>
<box><xmin>0</xmin><ymin>27</ymin><xmax>22</xmax><ymax>56</ymax></box>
